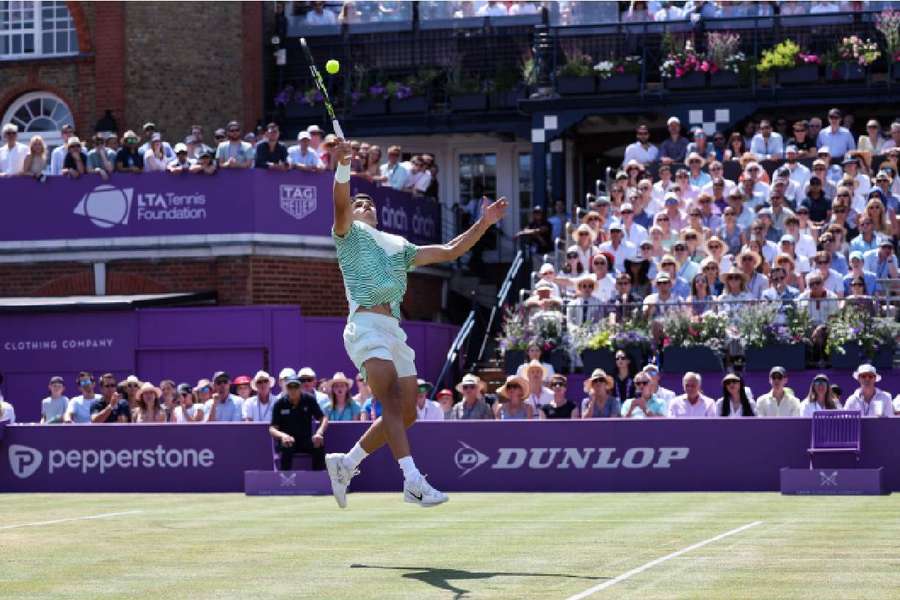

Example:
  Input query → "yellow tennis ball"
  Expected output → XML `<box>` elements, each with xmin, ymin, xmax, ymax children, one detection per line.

<box><xmin>326</xmin><ymin>59</ymin><xmax>340</xmax><ymax>75</ymax></box>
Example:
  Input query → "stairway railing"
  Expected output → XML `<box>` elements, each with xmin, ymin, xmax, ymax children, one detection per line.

<box><xmin>475</xmin><ymin>250</ymin><xmax>526</xmax><ymax>365</ymax></box>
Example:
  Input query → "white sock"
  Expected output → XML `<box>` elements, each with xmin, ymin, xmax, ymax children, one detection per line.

<box><xmin>398</xmin><ymin>456</ymin><xmax>421</xmax><ymax>480</ymax></box>
<box><xmin>342</xmin><ymin>443</ymin><xmax>368</xmax><ymax>470</ymax></box>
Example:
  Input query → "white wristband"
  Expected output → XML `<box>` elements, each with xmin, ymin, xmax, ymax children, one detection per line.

<box><xmin>335</xmin><ymin>162</ymin><xmax>351</xmax><ymax>183</ymax></box>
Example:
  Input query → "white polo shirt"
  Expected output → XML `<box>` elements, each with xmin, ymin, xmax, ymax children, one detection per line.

<box><xmin>669</xmin><ymin>394</ymin><xmax>716</xmax><ymax>417</ymax></box>
<box><xmin>843</xmin><ymin>389</ymin><xmax>893</xmax><ymax>417</ymax></box>
<box><xmin>416</xmin><ymin>400</ymin><xmax>444</xmax><ymax>421</ymax></box>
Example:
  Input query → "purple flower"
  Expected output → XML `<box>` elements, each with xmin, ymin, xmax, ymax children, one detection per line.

<box><xmin>394</xmin><ymin>84</ymin><xmax>413</xmax><ymax>100</ymax></box>
<box><xmin>274</xmin><ymin>86</ymin><xmax>294</xmax><ymax>107</ymax></box>
<box><xmin>368</xmin><ymin>84</ymin><xmax>385</xmax><ymax>98</ymax></box>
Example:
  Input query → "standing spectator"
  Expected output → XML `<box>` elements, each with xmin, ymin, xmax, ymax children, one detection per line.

<box><xmin>379</xmin><ymin>145</ymin><xmax>409</xmax><ymax>189</ymax></box>
<box><xmin>494</xmin><ymin>375</ymin><xmax>533</xmax><ymax>420</ymax></box>
<box><xmin>205</xmin><ymin>371</ymin><xmax>244</xmax><ymax>422</ymax></box>
<box><xmin>60</xmin><ymin>137</ymin><xmax>87</xmax><ymax>178</ymax></box>
<box><xmin>167</xmin><ymin>143</ymin><xmax>194</xmax><ymax>174</ymax></box>
<box><xmin>547</xmin><ymin>199</ymin><xmax>570</xmax><ymax>242</ymax></box>
<box><xmin>142</xmin><ymin>133</ymin><xmax>168</xmax><ymax>172</ymax></box>
<box><xmin>269</xmin><ymin>375</ymin><xmax>328</xmax><ymax>471</ymax></box>
<box><xmin>668</xmin><ymin>372</ymin><xmax>716</xmax><ymax>417</ymax></box>
<box><xmin>133</xmin><ymin>383</ymin><xmax>166</xmax><ymax>423</ymax></box>
<box><xmin>254</xmin><ymin>122</ymin><xmax>289</xmax><ymax>170</ymax></box>
<box><xmin>817</xmin><ymin>108</ymin><xmax>856</xmax><ymax>159</ymax></box>
<box><xmin>138</xmin><ymin>122</ymin><xmax>175</xmax><ymax>161</ymax></box>
<box><xmin>189</xmin><ymin>125</ymin><xmax>214</xmax><ymax>157</ymax></box>
<box><xmin>516</xmin><ymin>206</ymin><xmax>554</xmax><ymax>267</ymax></box>
<box><xmin>0</xmin><ymin>377</ymin><xmax>14</xmax><ymax>423</ymax></box>
<box><xmin>716</xmin><ymin>373</ymin><xmax>756</xmax><ymax>417</ymax></box>
<box><xmin>567</xmin><ymin>274</ymin><xmax>603</xmax><ymax>329</ymax></box>
<box><xmin>90</xmin><ymin>374</ymin><xmax>131</xmax><ymax>423</ymax></box>
<box><xmin>807</xmin><ymin>116</ymin><xmax>824</xmax><ymax>147</ymax></box>
<box><xmin>450</xmin><ymin>374</ymin><xmax>492</xmax><ymax>420</ymax></box>
<box><xmin>352</xmin><ymin>372</ymin><xmax>372</xmax><ymax>407</ymax></box>
<box><xmin>540</xmin><ymin>374</ymin><xmax>579</xmax><ymax>419</ymax></box>
<box><xmin>115</xmin><ymin>131</ymin><xmax>144</xmax><ymax>172</ymax></box>
<box><xmin>216</xmin><ymin>121</ymin><xmax>254</xmax><ymax>169</ymax></box>
<box><xmin>288</xmin><ymin>131</ymin><xmax>323</xmax><ymax>171</ymax></box>
<box><xmin>415</xmin><ymin>379</ymin><xmax>444</xmax><ymax>421</ymax></box>
<box><xmin>87</xmin><ymin>132</ymin><xmax>116</xmax><ymax>178</ymax></box>
<box><xmin>22</xmin><ymin>135</ymin><xmax>48</xmax><ymax>179</ymax></box>
<box><xmin>659</xmin><ymin>116</ymin><xmax>689</xmax><ymax>163</ymax></box>
<box><xmin>755</xmin><ymin>367</ymin><xmax>801</xmax><ymax>417</ymax></box>
<box><xmin>64</xmin><ymin>372</ymin><xmax>101</xmax><ymax>423</ymax></box>
<box><xmin>243</xmin><ymin>371</ymin><xmax>277</xmax><ymax>422</ymax></box>
<box><xmin>842</xmin><ymin>365</ymin><xmax>893</xmax><ymax>417</ymax></box>
<box><xmin>40</xmin><ymin>376</ymin><xmax>69</xmax><ymax>424</ymax></box>
<box><xmin>857</xmin><ymin>119</ymin><xmax>887</xmax><ymax>167</ymax></box>
<box><xmin>800</xmin><ymin>374</ymin><xmax>839</xmax><ymax>416</ymax></box>
<box><xmin>322</xmin><ymin>372</ymin><xmax>361</xmax><ymax>421</ymax></box>
<box><xmin>621</xmin><ymin>372</ymin><xmax>666</xmax><ymax>418</ymax></box>
<box><xmin>623</xmin><ymin>124</ymin><xmax>658</xmax><ymax>166</ymax></box>
<box><xmin>190</xmin><ymin>148</ymin><xmax>217</xmax><ymax>175</ymax></box>
<box><xmin>47</xmin><ymin>123</ymin><xmax>75</xmax><ymax>175</ymax></box>
<box><xmin>298</xmin><ymin>367</ymin><xmax>329</xmax><ymax>409</ymax></box>
<box><xmin>403</xmin><ymin>156</ymin><xmax>433</xmax><ymax>197</ymax></box>
<box><xmin>580</xmin><ymin>368</ymin><xmax>621</xmax><ymax>418</ymax></box>
<box><xmin>749</xmin><ymin>119</ymin><xmax>784</xmax><ymax>160</ymax></box>
<box><xmin>0</xmin><ymin>123</ymin><xmax>29</xmax><ymax>177</ymax></box>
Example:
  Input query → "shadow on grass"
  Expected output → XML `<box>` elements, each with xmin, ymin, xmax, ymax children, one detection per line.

<box><xmin>351</xmin><ymin>563</ymin><xmax>607</xmax><ymax>599</ymax></box>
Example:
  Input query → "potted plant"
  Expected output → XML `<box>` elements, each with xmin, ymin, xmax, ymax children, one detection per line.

<box><xmin>829</xmin><ymin>36</ymin><xmax>880</xmax><ymax>81</ymax></box>
<box><xmin>555</xmin><ymin>47</ymin><xmax>596</xmax><ymax>94</ymax></box>
<box><xmin>574</xmin><ymin>325</ymin><xmax>616</xmax><ymax>374</ymax></box>
<box><xmin>352</xmin><ymin>84</ymin><xmax>389</xmax><ymax>116</ymax></box>
<box><xmin>660</xmin><ymin>37</ymin><xmax>709</xmax><ymax>90</ymax></box>
<box><xmin>706</xmin><ymin>32</ymin><xmax>749</xmax><ymax>88</ymax></box>
<box><xmin>275</xmin><ymin>86</ymin><xmax>323</xmax><ymax>119</ymax></box>
<box><xmin>447</xmin><ymin>67</ymin><xmax>488</xmax><ymax>112</ymax></box>
<box><xmin>498</xmin><ymin>306</ymin><xmax>530</xmax><ymax>374</ymax></box>
<box><xmin>875</xmin><ymin>9</ymin><xmax>900</xmax><ymax>80</ymax></box>
<box><xmin>660</xmin><ymin>310</ymin><xmax>726</xmax><ymax>373</ymax></box>
<box><xmin>594</xmin><ymin>55</ymin><xmax>641</xmax><ymax>93</ymax></box>
<box><xmin>531</xmin><ymin>310</ymin><xmax>568</xmax><ymax>373</ymax></box>
<box><xmin>757</xmin><ymin>39</ymin><xmax>821</xmax><ymax>85</ymax></box>
<box><xmin>826</xmin><ymin>307</ymin><xmax>899</xmax><ymax>370</ymax></box>
<box><xmin>388</xmin><ymin>70</ymin><xmax>435</xmax><ymax>114</ymax></box>
<box><xmin>737</xmin><ymin>303</ymin><xmax>809</xmax><ymax>370</ymax></box>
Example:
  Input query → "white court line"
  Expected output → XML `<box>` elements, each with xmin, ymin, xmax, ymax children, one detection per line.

<box><xmin>0</xmin><ymin>510</ymin><xmax>142</xmax><ymax>531</ymax></box>
<box><xmin>564</xmin><ymin>520</ymin><xmax>763</xmax><ymax>600</ymax></box>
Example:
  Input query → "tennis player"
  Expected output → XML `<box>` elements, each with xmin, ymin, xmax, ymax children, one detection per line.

<box><xmin>325</xmin><ymin>140</ymin><xmax>507</xmax><ymax>508</ymax></box>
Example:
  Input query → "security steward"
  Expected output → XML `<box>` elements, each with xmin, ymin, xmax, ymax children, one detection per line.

<box><xmin>269</xmin><ymin>374</ymin><xmax>329</xmax><ymax>470</ymax></box>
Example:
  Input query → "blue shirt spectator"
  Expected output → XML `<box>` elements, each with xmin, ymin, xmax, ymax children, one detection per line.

<box><xmin>843</xmin><ymin>270</ymin><xmax>878</xmax><ymax>295</ymax></box>
<box><xmin>817</xmin><ymin>116</ymin><xmax>856</xmax><ymax>159</ymax></box>
<box><xmin>750</xmin><ymin>129</ymin><xmax>784</xmax><ymax>160</ymax></box>
<box><xmin>362</xmin><ymin>396</ymin><xmax>382</xmax><ymax>419</ymax></box>
<box><xmin>205</xmin><ymin>394</ymin><xmax>243</xmax><ymax>422</ymax></box>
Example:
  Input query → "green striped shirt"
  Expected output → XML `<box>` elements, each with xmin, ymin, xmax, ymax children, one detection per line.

<box><xmin>333</xmin><ymin>221</ymin><xmax>418</xmax><ymax>320</ymax></box>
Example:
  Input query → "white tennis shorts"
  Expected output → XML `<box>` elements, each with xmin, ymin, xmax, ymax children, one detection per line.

<box><xmin>343</xmin><ymin>311</ymin><xmax>417</xmax><ymax>380</ymax></box>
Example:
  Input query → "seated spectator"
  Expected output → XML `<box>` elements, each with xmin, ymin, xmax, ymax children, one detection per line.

<box><xmin>269</xmin><ymin>375</ymin><xmax>328</xmax><ymax>471</ymax></box>
<box><xmin>567</xmin><ymin>274</ymin><xmax>603</xmax><ymax>329</ymax></box>
<box><xmin>297</xmin><ymin>367</ymin><xmax>329</xmax><ymax>409</ymax></box>
<box><xmin>842</xmin><ymin>365</ymin><xmax>893</xmax><ymax>417</ymax></box>
<box><xmin>205</xmin><ymin>371</ymin><xmax>244</xmax><ymax>422</ymax></box>
<box><xmin>189</xmin><ymin>148</ymin><xmax>217</xmax><ymax>175</ymax></box>
<box><xmin>864</xmin><ymin>240</ymin><xmax>899</xmax><ymax>285</ymax></box>
<box><xmin>515</xmin><ymin>342</ymin><xmax>555</xmax><ymax>380</ymax></box>
<box><xmin>806</xmin><ymin>251</ymin><xmax>844</xmax><ymax>297</ymax></box>
<box><xmin>306</xmin><ymin>1</ymin><xmax>337</xmax><ymax>24</ymax></box>
<box><xmin>668</xmin><ymin>372</ymin><xmax>716</xmax><ymax>417</ymax></box>
<box><xmin>623</xmin><ymin>124</ymin><xmax>658</xmax><ymax>166</ymax></box>
<box><xmin>644</xmin><ymin>272</ymin><xmax>681</xmax><ymax>320</ymax></box>
<box><xmin>216</xmin><ymin>121</ymin><xmax>254</xmax><ymax>169</ymax></box>
<box><xmin>800</xmin><ymin>374</ymin><xmax>839</xmax><ymax>416</ymax></box>
<box><xmin>750</xmin><ymin>119</ymin><xmax>784</xmax><ymax>160</ymax></box>
<box><xmin>451</xmin><ymin>374</ymin><xmax>493</xmax><ymax>420</ymax></box>
<box><xmin>132</xmin><ymin>383</ymin><xmax>167</xmax><ymax>422</ymax></box>
<box><xmin>642</xmin><ymin>363</ymin><xmax>675</xmax><ymax>406</ymax></box>
<box><xmin>522</xmin><ymin>360</ymin><xmax>553</xmax><ymax>416</ymax></box>
<box><xmin>580</xmin><ymin>368</ymin><xmax>620</xmax><ymax>418</ymax></box>
<box><xmin>64</xmin><ymin>371</ymin><xmax>101</xmax><ymax>424</ymax></box>
<box><xmin>755</xmin><ymin>367</ymin><xmax>801</xmax><ymax>417</ymax></box>
<box><xmin>22</xmin><ymin>135</ymin><xmax>48</xmax><ymax>180</ymax></box>
<box><xmin>41</xmin><ymin>375</ymin><xmax>69</xmax><ymax>424</ymax></box>
<box><xmin>143</xmin><ymin>133</ymin><xmax>168</xmax><ymax>172</ymax></box>
<box><xmin>621</xmin><ymin>372</ymin><xmax>666</xmax><ymax>418</ymax></box>
<box><xmin>435</xmin><ymin>389</ymin><xmax>454</xmax><ymax>419</ymax></box>
<box><xmin>319</xmin><ymin>372</ymin><xmax>359</xmax><ymax>422</ymax></box>
<box><xmin>817</xmin><ymin>108</ymin><xmax>856</xmax><ymax>160</ymax></box>
<box><xmin>361</xmin><ymin>395</ymin><xmax>382</xmax><ymax>421</ymax></box>
<box><xmin>608</xmin><ymin>273</ymin><xmax>640</xmax><ymax>324</ymax></box>
<box><xmin>116</xmin><ymin>131</ymin><xmax>144</xmax><ymax>172</ymax></box>
<box><xmin>167</xmin><ymin>143</ymin><xmax>195</xmax><ymax>174</ymax></box>
<box><xmin>843</xmin><ymin>252</ymin><xmax>878</xmax><ymax>296</ymax></box>
<box><xmin>761</xmin><ymin>264</ymin><xmax>799</xmax><ymax>304</ymax></box>
<box><xmin>173</xmin><ymin>383</ymin><xmax>204</xmax><ymax>422</ymax></box>
<box><xmin>598</xmin><ymin>223</ymin><xmax>637</xmax><ymax>272</ymax></box>
<box><xmin>241</xmin><ymin>371</ymin><xmax>277</xmax><ymax>422</ymax></box>
<box><xmin>403</xmin><ymin>156</ymin><xmax>432</xmax><ymax>197</ymax></box>
<box><xmin>415</xmin><ymin>379</ymin><xmax>443</xmax><ymax>421</ymax></box>
<box><xmin>716</xmin><ymin>373</ymin><xmax>756</xmax><ymax>417</ymax></box>
<box><xmin>255</xmin><ymin>122</ymin><xmax>289</xmax><ymax>170</ymax></box>
<box><xmin>687</xmin><ymin>272</ymin><xmax>714</xmax><ymax>315</ymax></box>
<box><xmin>288</xmin><ymin>131</ymin><xmax>324</xmax><ymax>171</ymax></box>
<box><xmin>494</xmin><ymin>375</ymin><xmax>533</xmax><ymax>420</ymax></box>
<box><xmin>352</xmin><ymin>372</ymin><xmax>372</xmax><ymax>407</ymax></box>
<box><xmin>90</xmin><ymin>373</ymin><xmax>131</xmax><ymax>423</ymax></box>
<box><xmin>231</xmin><ymin>375</ymin><xmax>253</xmax><ymax>402</ymax></box>
<box><xmin>0</xmin><ymin>376</ymin><xmax>14</xmax><ymax>423</ymax></box>
<box><xmin>0</xmin><ymin>122</ymin><xmax>28</xmax><ymax>177</ymax></box>
<box><xmin>536</xmin><ymin>263</ymin><xmax>563</xmax><ymax>299</ymax></box>
<box><xmin>540</xmin><ymin>374</ymin><xmax>579</xmax><ymax>419</ymax></box>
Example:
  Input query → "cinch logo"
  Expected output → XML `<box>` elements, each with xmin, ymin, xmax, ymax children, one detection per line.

<box><xmin>9</xmin><ymin>445</ymin><xmax>43</xmax><ymax>479</ymax></box>
<box><xmin>279</xmin><ymin>184</ymin><xmax>317</xmax><ymax>220</ymax></box>
<box><xmin>73</xmin><ymin>185</ymin><xmax>134</xmax><ymax>228</ymax></box>
<box><xmin>453</xmin><ymin>443</ymin><xmax>690</xmax><ymax>476</ymax></box>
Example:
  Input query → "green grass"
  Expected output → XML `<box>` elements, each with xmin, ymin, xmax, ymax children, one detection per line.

<box><xmin>1</xmin><ymin>493</ymin><xmax>899</xmax><ymax>599</ymax></box>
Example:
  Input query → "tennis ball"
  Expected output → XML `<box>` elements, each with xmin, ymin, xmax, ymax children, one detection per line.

<box><xmin>326</xmin><ymin>59</ymin><xmax>340</xmax><ymax>75</ymax></box>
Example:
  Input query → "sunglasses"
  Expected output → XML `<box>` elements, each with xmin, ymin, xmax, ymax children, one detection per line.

<box><xmin>771</xmin><ymin>373</ymin><xmax>784</xmax><ymax>380</ymax></box>
<box><xmin>103</xmin><ymin>383</ymin><xmax>117</xmax><ymax>388</ymax></box>
<box><xmin>635</xmin><ymin>381</ymin><xmax>648</xmax><ymax>387</ymax></box>
<box><xmin>299</xmin><ymin>377</ymin><xmax>315</xmax><ymax>383</ymax></box>
<box><xmin>550</xmin><ymin>382</ymin><xmax>566</xmax><ymax>388</ymax></box>
<box><xmin>703</xmin><ymin>266</ymin><xmax>717</xmax><ymax>271</ymax></box>
<box><xmin>851</xmin><ymin>282</ymin><xmax>865</xmax><ymax>287</ymax></box>
<box><xmin>506</xmin><ymin>383</ymin><xmax>521</xmax><ymax>390</ymax></box>
<box><xmin>462</xmin><ymin>384</ymin><xmax>476</xmax><ymax>390</ymax></box>
<box><xmin>726</xmin><ymin>380</ymin><xmax>740</xmax><ymax>386</ymax></box>
<box><xmin>228</xmin><ymin>128</ymin><xmax>240</xmax><ymax>133</ymax></box>
<box><xmin>579</xmin><ymin>284</ymin><xmax>595</xmax><ymax>290</ymax></box>
<box><xmin>615</xmin><ymin>355</ymin><xmax>628</xmax><ymax>361</ymax></box>
<box><xmin>180</xmin><ymin>392</ymin><xmax>193</xmax><ymax>397</ymax></box>
<box><xmin>588</xmin><ymin>217</ymin><xmax>601</xmax><ymax>222</ymax></box>
<box><xmin>657</xmin><ymin>217</ymin><xmax>669</xmax><ymax>221</ymax></box>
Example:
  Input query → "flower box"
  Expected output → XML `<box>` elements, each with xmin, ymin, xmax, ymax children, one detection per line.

<box><xmin>352</xmin><ymin>99</ymin><xmax>388</xmax><ymax>116</ymax></box>
<box><xmin>596</xmin><ymin>74</ymin><xmax>639</xmax><ymax>93</ymax></box>
<box><xmin>549</xmin><ymin>348</ymin><xmax>568</xmax><ymax>374</ymax></box>
<box><xmin>709</xmin><ymin>71</ymin><xmax>740</xmax><ymax>88</ymax></box>
<box><xmin>284</xmin><ymin>103</ymin><xmax>322</xmax><ymax>119</ymax></box>
<box><xmin>776</xmin><ymin>64</ymin><xmax>819</xmax><ymax>85</ymax></box>
<box><xmin>580</xmin><ymin>349</ymin><xmax>616</xmax><ymax>375</ymax></box>
<box><xmin>490</xmin><ymin>89</ymin><xmax>526</xmax><ymax>109</ymax></box>
<box><xmin>661</xmin><ymin>346</ymin><xmax>723</xmax><ymax>373</ymax></box>
<box><xmin>556</xmin><ymin>75</ymin><xmax>596</xmax><ymax>95</ymax></box>
<box><xmin>503</xmin><ymin>350</ymin><xmax>525</xmax><ymax>375</ymax></box>
<box><xmin>830</xmin><ymin>62</ymin><xmax>865</xmax><ymax>81</ymax></box>
<box><xmin>449</xmin><ymin>93</ymin><xmax>488</xmax><ymax>112</ymax></box>
<box><xmin>831</xmin><ymin>343</ymin><xmax>894</xmax><ymax>370</ymax></box>
<box><xmin>744</xmin><ymin>343</ymin><xmax>806</xmax><ymax>372</ymax></box>
<box><xmin>389</xmin><ymin>96</ymin><xmax>428</xmax><ymax>114</ymax></box>
<box><xmin>664</xmin><ymin>72</ymin><xmax>707</xmax><ymax>90</ymax></box>
<box><xmin>892</xmin><ymin>63</ymin><xmax>900</xmax><ymax>81</ymax></box>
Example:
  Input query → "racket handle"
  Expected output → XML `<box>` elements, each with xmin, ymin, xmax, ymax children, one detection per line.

<box><xmin>332</xmin><ymin>120</ymin><xmax>344</xmax><ymax>140</ymax></box>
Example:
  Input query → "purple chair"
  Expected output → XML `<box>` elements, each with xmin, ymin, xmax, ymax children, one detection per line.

<box><xmin>807</xmin><ymin>410</ymin><xmax>861</xmax><ymax>468</ymax></box>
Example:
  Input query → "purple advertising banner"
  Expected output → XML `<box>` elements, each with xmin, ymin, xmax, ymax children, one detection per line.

<box><xmin>0</xmin><ymin>170</ymin><xmax>440</xmax><ymax>245</ymax></box>
<box><xmin>0</xmin><ymin>306</ymin><xmax>457</xmax><ymax>422</ymax></box>
<box><xmin>1</xmin><ymin>420</ymin><xmax>899</xmax><ymax>493</ymax></box>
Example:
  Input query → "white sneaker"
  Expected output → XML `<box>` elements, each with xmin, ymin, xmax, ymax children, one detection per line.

<box><xmin>403</xmin><ymin>474</ymin><xmax>449</xmax><ymax>507</ymax></box>
<box><xmin>325</xmin><ymin>453</ymin><xmax>358</xmax><ymax>509</ymax></box>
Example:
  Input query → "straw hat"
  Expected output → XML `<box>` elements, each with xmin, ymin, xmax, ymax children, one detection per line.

<box><xmin>737</xmin><ymin>250</ymin><xmax>762</xmax><ymax>270</ymax></box>
<box><xmin>852</xmin><ymin>364</ymin><xmax>881</xmax><ymax>382</ymax></box>
<box><xmin>497</xmin><ymin>375</ymin><xmax>529</xmax><ymax>399</ymax></box>
<box><xmin>325</xmin><ymin>371</ymin><xmax>353</xmax><ymax>392</ymax></box>
<box><xmin>523</xmin><ymin>359</ymin><xmax>547</xmax><ymax>380</ymax></box>
<box><xmin>138</xmin><ymin>382</ymin><xmax>161</xmax><ymax>399</ymax></box>
<box><xmin>723</xmin><ymin>267</ymin><xmax>749</xmax><ymax>284</ymax></box>
<box><xmin>455</xmin><ymin>373</ymin><xmax>487</xmax><ymax>394</ymax></box>
<box><xmin>250</xmin><ymin>370</ymin><xmax>275</xmax><ymax>392</ymax></box>
<box><xmin>583</xmin><ymin>368</ymin><xmax>613</xmax><ymax>393</ymax></box>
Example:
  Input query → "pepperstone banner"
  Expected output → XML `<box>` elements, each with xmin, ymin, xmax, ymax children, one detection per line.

<box><xmin>0</xmin><ymin>170</ymin><xmax>440</xmax><ymax>245</ymax></box>
<box><xmin>2</xmin><ymin>420</ymin><xmax>898</xmax><ymax>493</ymax></box>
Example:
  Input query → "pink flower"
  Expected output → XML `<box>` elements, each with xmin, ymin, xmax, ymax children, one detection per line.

<box><xmin>615</xmin><ymin>65</ymin><xmax>624</xmax><ymax>73</ymax></box>
<box><xmin>675</xmin><ymin>67</ymin><xmax>685</xmax><ymax>78</ymax></box>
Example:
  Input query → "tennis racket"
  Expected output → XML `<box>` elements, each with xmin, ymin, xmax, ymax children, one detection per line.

<box><xmin>299</xmin><ymin>37</ymin><xmax>344</xmax><ymax>140</ymax></box>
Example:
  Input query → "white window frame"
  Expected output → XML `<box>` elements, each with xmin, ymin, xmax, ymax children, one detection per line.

<box><xmin>0</xmin><ymin>0</ymin><xmax>78</xmax><ymax>60</ymax></box>
<box><xmin>2</xmin><ymin>90</ymin><xmax>74</xmax><ymax>150</ymax></box>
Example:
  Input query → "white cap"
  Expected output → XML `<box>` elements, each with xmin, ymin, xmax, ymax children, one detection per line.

<box><xmin>278</xmin><ymin>367</ymin><xmax>296</xmax><ymax>380</ymax></box>
<box><xmin>539</xmin><ymin>263</ymin><xmax>555</xmax><ymax>275</ymax></box>
<box><xmin>297</xmin><ymin>131</ymin><xmax>311</xmax><ymax>140</ymax></box>
<box><xmin>298</xmin><ymin>367</ymin><xmax>317</xmax><ymax>379</ymax></box>
<box><xmin>174</xmin><ymin>143</ymin><xmax>188</xmax><ymax>153</ymax></box>
<box><xmin>2</xmin><ymin>123</ymin><xmax>18</xmax><ymax>134</ymax></box>
<box><xmin>667</xmin><ymin>116</ymin><xmax>681</xmax><ymax>126</ymax></box>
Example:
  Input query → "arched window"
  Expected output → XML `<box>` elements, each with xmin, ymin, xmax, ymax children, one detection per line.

<box><xmin>0</xmin><ymin>1</ymin><xmax>79</xmax><ymax>59</ymax></box>
<box><xmin>2</xmin><ymin>91</ymin><xmax>75</xmax><ymax>149</ymax></box>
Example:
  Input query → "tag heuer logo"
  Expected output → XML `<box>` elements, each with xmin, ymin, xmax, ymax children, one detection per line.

<box><xmin>279</xmin><ymin>184</ymin><xmax>317</xmax><ymax>220</ymax></box>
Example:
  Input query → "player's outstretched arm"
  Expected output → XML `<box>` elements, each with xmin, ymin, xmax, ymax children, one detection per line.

<box><xmin>414</xmin><ymin>196</ymin><xmax>508</xmax><ymax>267</ymax></box>
<box><xmin>332</xmin><ymin>139</ymin><xmax>353</xmax><ymax>237</ymax></box>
